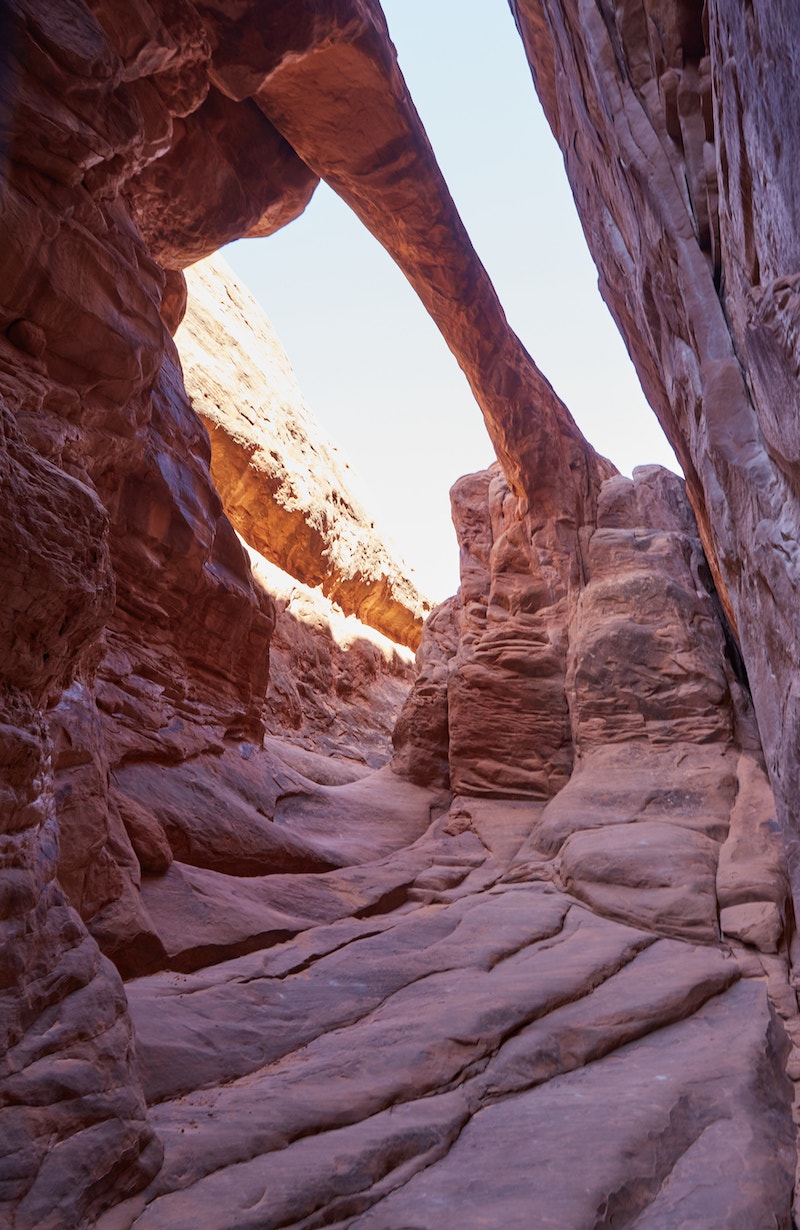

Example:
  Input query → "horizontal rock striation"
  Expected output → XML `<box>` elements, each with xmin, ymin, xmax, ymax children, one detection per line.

<box><xmin>101</xmin><ymin>914</ymin><xmax>794</xmax><ymax>1228</ymax></box>
<box><xmin>396</xmin><ymin>464</ymin><xmax>786</xmax><ymax>942</ymax></box>
<box><xmin>2</xmin><ymin>0</ymin><xmax>425</xmax><ymax>1217</ymax></box>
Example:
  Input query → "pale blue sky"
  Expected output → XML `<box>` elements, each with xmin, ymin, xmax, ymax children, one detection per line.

<box><xmin>226</xmin><ymin>0</ymin><xmax>677</xmax><ymax>601</ymax></box>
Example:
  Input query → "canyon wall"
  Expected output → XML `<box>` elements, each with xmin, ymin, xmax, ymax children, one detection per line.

<box><xmin>2</xmin><ymin>0</ymin><xmax>800</xmax><ymax>1225</ymax></box>
<box><xmin>509</xmin><ymin>0</ymin><xmax>800</xmax><ymax>893</ymax></box>
<box><xmin>175</xmin><ymin>254</ymin><xmax>422</xmax><ymax>767</ymax></box>
<box><xmin>0</xmin><ymin>3</ymin><xmax>435</xmax><ymax>1220</ymax></box>
<box><xmin>100</xmin><ymin>459</ymin><xmax>798</xmax><ymax>1229</ymax></box>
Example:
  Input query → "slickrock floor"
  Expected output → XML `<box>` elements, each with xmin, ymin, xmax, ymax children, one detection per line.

<box><xmin>98</xmin><ymin>782</ymin><xmax>799</xmax><ymax>1229</ymax></box>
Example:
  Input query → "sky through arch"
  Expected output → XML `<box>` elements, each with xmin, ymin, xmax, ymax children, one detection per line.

<box><xmin>225</xmin><ymin>0</ymin><xmax>678</xmax><ymax>601</ymax></box>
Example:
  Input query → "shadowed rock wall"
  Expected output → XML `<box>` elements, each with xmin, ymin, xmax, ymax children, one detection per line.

<box><xmin>0</xmin><ymin>0</ymin><xmax>608</xmax><ymax>1218</ymax></box>
<box><xmin>509</xmin><ymin>0</ymin><xmax>800</xmax><ymax>898</ymax></box>
<box><xmin>0</xmin><ymin>2</ymin><xmax>417</xmax><ymax>1219</ymax></box>
<box><xmin>98</xmin><ymin>462</ymin><xmax>798</xmax><ymax>1230</ymax></box>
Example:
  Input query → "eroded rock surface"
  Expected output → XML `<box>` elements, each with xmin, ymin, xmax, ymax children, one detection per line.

<box><xmin>3</xmin><ymin>0</ymin><xmax>800</xmax><ymax>1225</ymax></box>
<box><xmin>0</xmin><ymin>1</ymin><xmax>429</xmax><ymax>1216</ymax></box>
<box><xmin>250</xmin><ymin>552</ymin><xmax>415</xmax><ymax>767</ymax></box>
<box><xmin>92</xmin><ymin>464</ymin><xmax>799</xmax><ymax>1230</ymax></box>
<box><xmin>509</xmin><ymin>0</ymin><xmax>800</xmax><ymax>902</ymax></box>
<box><xmin>102</xmin><ymin>899</ymin><xmax>793</xmax><ymax>1230</ymax></box>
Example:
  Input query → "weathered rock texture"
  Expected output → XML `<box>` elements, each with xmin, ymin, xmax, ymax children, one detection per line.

<box><xmin>95</xmin><ymin>465</ymin><xmax>798</xmax><ymax>1229</ymax></box>
<box><xmin>3</xmin><ymin>0</ymin><xmax>800</xmax><ymax>1225</ymax></box>
<box><xmin>176</xmin><ymin>254</ymin><xmax>430</xmax><ymax>651</ymax></box>
<box><xmin>0</xmin><ymin>2</ymin><xmax>429</xmax><ymax>1218</ymax></box>
<box><xmin>195</xmin><ymin>0</ymin><xmax>616</xmax><ymax>522</ymax></box>
<box><xmin>397</xmin><ymin>464</ymin><xmax>785</xmax><ymax>941</ymax></box>
<box><xmin>250</xmin><ymin>551</ymin><xmax>415</xmax><ymax>768</ymax></box>
<box><xmin>509</xmin><ymin>0</ymin><xmax>800</xmax><ymax>898</ymax></box>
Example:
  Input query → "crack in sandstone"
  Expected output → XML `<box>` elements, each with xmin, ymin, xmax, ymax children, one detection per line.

<box><xmin>266</xmin><ymin>975</ymin><xmax>751</xmax><ymax>1230</ymax></box>
<box><xmin>129</xmin><ymin>909</ymin><xmax>664</xmax><ymax>1214</ymax></box>
<box><xmin>592</xmin><ymin>1096</ymin><xmax>712</xmax><ymax>1230</ymax></box>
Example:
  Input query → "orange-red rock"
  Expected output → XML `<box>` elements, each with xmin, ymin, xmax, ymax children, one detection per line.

<box><xmin>187</xmin><ymin>0</ymin><xmax>615</xmax><ymax>525</ymax></box>
<box><xmin>510</xmin><ymin>0</ymin><xmax>800</xmax><ymax>906</ymax></box>
<box><xmin>0</xmin><ymin>3</ymin><xmax>316</xmax><ymax>1219</ymax></box>
<box><xmin>176</xmin><ymin>255</ymin><xmax>430</xmax><ymax>650</ymax></box>
<box><xmin>3</xmin><ymin>0</ymin><xmax>800</xmax><ymax>1226</ymax></box>
<box><xmin>131</xmin><ymin>88</ymin><xmax>318</xmax><ymax>268</ymax></box>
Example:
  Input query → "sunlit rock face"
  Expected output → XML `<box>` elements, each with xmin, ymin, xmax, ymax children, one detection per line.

<box><xmin>509</xmin><ymin>0</ymin><xmax>800</xmax><ymax>900</ymax></box>
<box><xmin>176</xmin><ymin>255</ymin><xmax>431</xmax><ymax>652</ymax></box>
<box><xmin>177</xmin><ymin>255</ymin><xmax>422</xmax><ymax>765</ymax></box>
<box><xmin>2</xmin><ymin>0</ymin><xmax>800</xmax><ymax>1226</ymax></box>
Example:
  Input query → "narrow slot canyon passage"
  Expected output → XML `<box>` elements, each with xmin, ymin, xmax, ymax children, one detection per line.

<box><xmin>3</xmin><ymin>3</ymin><xmax>800</xmax><ymax>1229</ymax></box>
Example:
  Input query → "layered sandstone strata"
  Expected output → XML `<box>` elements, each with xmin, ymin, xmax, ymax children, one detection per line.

<box><xmin>176</xmin><ymin>255</ymin><xmax>430</xmax><ymax>651</ymax></box>
<box><xmin>0</xmin><ymin>2</ymin><xmax>436</xmax><ymax>1219</ymax></box>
